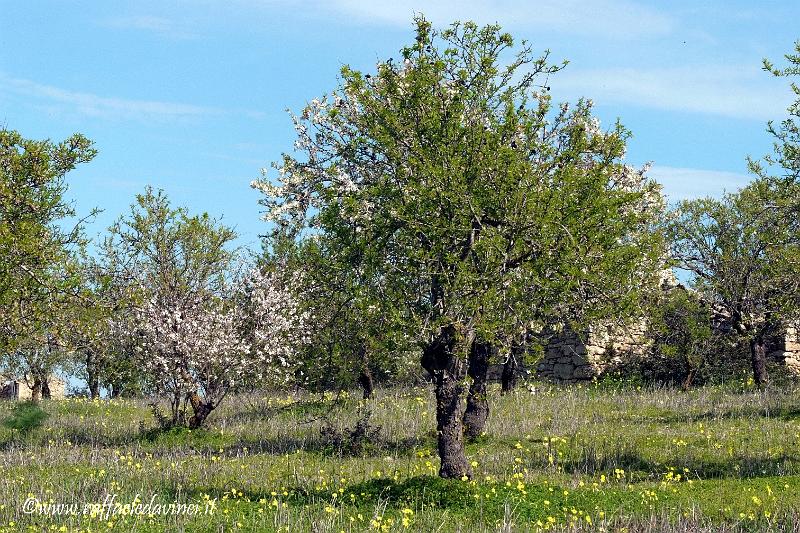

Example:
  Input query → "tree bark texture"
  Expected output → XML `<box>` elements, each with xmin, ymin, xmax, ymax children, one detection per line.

<box><xmin>30</xmin><ymin>377</ymin><xmax>42</xmax><ymax>403</ymax></box>
<box><xmin>421</xmin><ymin>324</ymin><xmax>473</xmax><ymax>479</ymax></box>
<box><xmin>750</xmin><ymin>336</ymin><xmax>769</xmax><ymax>387</ymax></box>
<box><xmin>502</xmin><ymin>343</ymin><xmax>524</xmax><ymax>394</ymax></box>
<box><xmin>357</xmin><ymin>346</ymin><xmax>375</xmax><ymax>399</ymax></box>
<box><xmin>86</xmin><ymin>349</ymin><xmax>100</xmax><ymax>399</ymax></box>
<box><xmin>187</xmin><ymin>391</ymin><xmax>215</xmax><ymax>429</ymax></box>
<box><xmin>463</xmin><ymin>338</ymin><xmax>491</xmax><ymax>438</ymax></box>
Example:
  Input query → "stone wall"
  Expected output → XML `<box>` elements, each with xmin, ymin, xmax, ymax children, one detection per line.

<box><xmin>536</xmin><ymin>316</ymin><xmax>800</xmax><ymax>383</ymax></box>
<box><xmin>0</xmin><ymin>378</ymin><xmax>66</xmax><ymax>400</ymax></box>
<box><xmin>771</xmin><ymin>323</ymin><xmax>800</xmax><ymax>375</ymax></box>
<box><xmin>536</xmin><ymin>321</ymin><xmax>649</xmax><ymax>383</ymax></box>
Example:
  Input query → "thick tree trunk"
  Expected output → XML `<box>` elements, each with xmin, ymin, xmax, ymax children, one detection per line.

<box><xmin>463</xmin><ymin>338</ymin><xmax>491</xmax><ymax>439</ymax></box>
<box><xmin>42</xmin><ymin>378</ymin><xmax>51</xmax><ymax>399</ymax></box>
<box><xmin>30</xmin><ymin>377</ymin><xmax>42</xmax><ymax>403</ymax></box>
<box><xmin>187</xmin><ymin>392</ymin><xmax>215</xmax><ymax>429</ymax></box>
<box><xmin>357</xmin><ymin>346</ymin><xmax>375</xmax><ymax>400</ymax></box>
<box><xmin>86</xmin><ymin>350</ymin><xmax>100</xmax><ymax>400</ymax></box>
<box><xmin>421</xmin><ymin>325</ymin><xmax>472</xmax><ymax>479</ymax></box>
<box><xmin>750</xmin><ymin>336</ymin><xmax>769</xmax><ymax>387</ymax></box>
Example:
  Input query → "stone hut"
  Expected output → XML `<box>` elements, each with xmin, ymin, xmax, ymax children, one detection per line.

<box><xmin>0</xmin><ymin>377</ymin><xmax>66</xmax><ymax>400</ymax></box>
<box><xmin>770</xmin><ymin>323</ymin><xmax>800</xmax><ymax>375</ymax></box>
<box><xmin>535</xmin><ymin>320</ymin><xmax>649</xmax><ymax>383</ymax></box>
<box><xmin>535</xmin><ymin>314</ymin><xmax>800</xmax><ymax>384</ymax></box>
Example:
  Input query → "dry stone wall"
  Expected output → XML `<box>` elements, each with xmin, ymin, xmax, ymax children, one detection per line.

<box><xmin>536</xmin><ymin>320</ymin><xmax>649</xmax><ymax>383</ymax></box>
<box><xmin>536</xmin><ymin>317</ymin><xmax>800</xmax><ymax>383</ymax></box>
<box><xmin>772</xmin><ymin>323</ymin><xmax>800</xmax><ymax>375</ymax></box>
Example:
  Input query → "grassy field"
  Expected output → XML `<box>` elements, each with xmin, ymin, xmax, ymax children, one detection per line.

<box><xmin>1</xmin><ymin>380</ymin><xmax>800</xmax><ymax>532</ymax></box>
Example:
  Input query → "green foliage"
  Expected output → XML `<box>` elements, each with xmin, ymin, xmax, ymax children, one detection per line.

<box><xmin>669</xmin><ymin>179</ymin><xmax>800</xmax><ymax>348</ymax></box>
<box><xmin>256</xmin><ymin>15</ymin><xmax>666</xmax><ymax>376</ymax></box>
<box><xmin>753</xmin><ymin>40</ymin><xmax>800</xmax><ymax>182</ymax></box>
<box><xmin>271</xmin><ymin>236</ymin><xmax>416</xmax><ymax>393</ymax></box>
<box><xmin>104</xmin><ymin>187</ymin><xmax>237</xmax><ymax>301</ymax></box>
<box><xmin>0</xmin><ymin>129</ymin><xmax>96</xmax><ymax>380</ymax></box>
<box><xmin>2</xmin><ymin>401</ymin><xmax>49</xmax><ymax>434</ymax></box>
<box><xmin>646</xmin><ymin>289</ymin><xmax>714</xmax><ymax>388</ymax></box>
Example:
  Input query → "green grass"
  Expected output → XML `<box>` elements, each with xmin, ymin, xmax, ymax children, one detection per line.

<box><xmin>1</xmin><ymin>382</ymin><xmax>800</xmax><ymax>531</ymax></box>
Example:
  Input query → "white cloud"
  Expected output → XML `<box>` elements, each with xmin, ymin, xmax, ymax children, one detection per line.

<box><xmin>1</xmin><ymin>76</ymin><xmax>219</xmax><ymax>122</ymax></box>
<box><xmin>321</xmin><ymin>0</ymin><xmax>673</xmax><ymax>38</ymax></box>
<box><xmin>648</xmin><ymin>165</ymin><xmax>751</xmax><ymax>201</ymax></box>
<box><xmin>553</xmin><ymin>65</ymin><xmax>792</xmax><ymax>121</ymax></box>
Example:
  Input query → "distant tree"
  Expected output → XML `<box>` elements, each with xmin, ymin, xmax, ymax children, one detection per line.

<box><xmin>669</xmin><ymin>179</ymin><xmax>800</xmax><ymax>386</ymax></box>
<box><xmin>253</xmin><ymin>17</ymin><xmax>665</xmax><ymax>478</ymax></box>
<box><xmin>0</xmin><ymin>129</ymin><xmax>96</xmax><ymax>400</ymax></box>
<box><xmin>62</xmin><ymin>250</ymin><xmax>137</xmax><ymax>399</ymax></box>
<box><xmin>269</xmin><ymin>234</ymin><xmax>414</xmax><ymax>398</ymax></box>
<box><xmin>109</xmin><ymin>189</ymin><xmax>307</xmax><ymax>427</ymax></box>
<box><xmin>672</xmin><ymin>42</ymin><xmax>800</xmax><ymax>387</ymax></box>
<box><xmin>648</xmin><ymin>288</ymin><xmax>714</xmax><ymax>390</ymax></box>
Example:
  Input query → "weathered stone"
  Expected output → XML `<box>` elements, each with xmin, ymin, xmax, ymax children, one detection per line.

<box><xmin>554</xmin><ymin>363</ymin><xmax>574</xmax><ymax>379</ymax></box>
<box><xmin>570</xmin><ymin>354</ymin><xmax>587</xmax><ymax>366</ymax></box>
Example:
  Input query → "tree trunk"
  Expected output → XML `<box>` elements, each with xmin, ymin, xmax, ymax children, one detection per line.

<box><xmin>463</xmin><ymin>338</ymin><xmax>491</xmax><ymax>439</ymax></box>
<box><xmin>42</xmin><ymin>378</ymin><xmax>51</xmax><ymax>399</ymax></box>
<box><xmin>750</xmin><ymin>336</ymin><xmax>769</xmax><ymax>387</ymax></box>
<box><xmin>187</xmin><ymin>392</ymin><xmax>215</xmax><ymax>429</ymax></box>
<box><xmin>30</xmin><ymin>377</ymin><xmax>42</xmax><ymax>403</ymax></box>
<box><xmin>86</xmin><ymin>350</ymin><xmax>100</xmax><ymax>400</ymax></box>
<box><xmin>681</xmin><ymin>367</ymin><xmax>696</xmax><ymax>391</ymax></box>
<box><xmin>501</xmin><ymin>344</ymin><xmax>522</xmax><ymax>394</ymax></box>
<box><xmin>357</xmin><ymin>346</ymin><xmax>375</xmax><ymax>400</ymax></box>
<box><xmin>421</xmin><ymin>325</ymin><xmax>473</xmax><ymax>479</ymax></box>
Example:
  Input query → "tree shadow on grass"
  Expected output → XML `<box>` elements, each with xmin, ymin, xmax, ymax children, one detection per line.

<box><xmin>557</xmin><ymin>447</ymin><xmax>800</xmax><ymax>480</ymax></box>
<box><xmin>179</xmin><ymin>475</ymin><xmax>480</xmax><ymax>511</ymax></box>
<box><xmin>215</xmin><ymin>397</ymin><xmax>352</xmax><ymax>426</ymax></box>
<box><xmin>129</xmin><ymin>423</ymin><xmax>433</xmax><ymax>461</ymax></box>
<box><xmin>620</xmin><ymin>405</ymin><xmax>800</xmax><ymax>425</ymax></box>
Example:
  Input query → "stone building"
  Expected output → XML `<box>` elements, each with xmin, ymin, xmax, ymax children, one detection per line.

<box><xmin>534</xmin><ymin>267</ymin><xmax>800</xmax><ymax>383</ymax></box>
<box><xmin>0</xmin><ymin>377</ymin><xmax>66</xmax><ymax>400</ymax></box>
<box><xmin>535</xmin><ymin>314</ymin><xmax>800</xmax><ymax>384</ymax></box>
<box><xmin>535</xmin><ymin>321</ymin><xmax>649</xmax><ymax>382</ymax></box>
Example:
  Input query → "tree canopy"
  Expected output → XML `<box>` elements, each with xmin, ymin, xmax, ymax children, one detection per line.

<box><xmin>254</xmin><ymin>17</ymin><xmax>666</xmax><ymax>478</ymax></box>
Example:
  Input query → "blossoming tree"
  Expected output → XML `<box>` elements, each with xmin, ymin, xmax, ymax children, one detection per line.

<box><xmin>109</xmin><ymin>189</ymin><xmax>307</xmax><ymax>428</ymax></box>
<box><xmin>254</xmin><ymin>18</ymin><xmax>664</xmax><ymax>478</ymax></box>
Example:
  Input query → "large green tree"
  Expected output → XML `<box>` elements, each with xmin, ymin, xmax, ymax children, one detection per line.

<box><xmin>254</xmin><ymin>18</ymin><xmax>664</xmax><ymax>478</ymax></box>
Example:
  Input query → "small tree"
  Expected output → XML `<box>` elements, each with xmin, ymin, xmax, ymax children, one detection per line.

<box><xmin>62</xmin><ymin>250</ymin><xmax>137</xmax><ymax>399</ymax></box>
<box><xmin>648</xmin><ymin>288</ymin><xmax>714</xmax><ymax>390</ymax></box>
<box><xmin>669</xmin><ymin>180</ymin><xmax>800</xmax><ymax>386</ymax></box>
<box><xmin>672</xmin><ymin>43</ymin><xmax>800</xmax><ymax>387</ymax></box>
<box><xmin>271</xmin><ymin>235</ymin><xmax>413</xmax><ymax>398</ymax></box>
<box><xmin>1</xmin><ymin>130</ymin><xmax>96</xmax><ymax>392</ymax></box>
<box><xmin>110</xmin><ymin>189</ymin><xmax>307</xmax><ymax>427</ymax></box>
<box><xmin>254</xmin><ymin>17</ymin><xmax>664</xmax><ymax>478</ymax></box>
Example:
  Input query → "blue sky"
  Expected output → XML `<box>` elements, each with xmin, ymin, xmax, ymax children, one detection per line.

<box><xmin>1</xmin><ymin>0</ymin><xmax>798</xmax><ymax>251</ymax></box>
